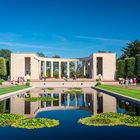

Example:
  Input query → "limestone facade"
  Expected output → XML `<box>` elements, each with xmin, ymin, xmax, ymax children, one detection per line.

<box><xmin>10</xmin><ymin>52</ymin><xmax>116</xmax><ymax>80</ymax></box>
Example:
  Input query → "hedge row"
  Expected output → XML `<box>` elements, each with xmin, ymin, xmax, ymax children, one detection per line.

<box><xmin>0</xmin><ymin>58</ymin><xmax>7</xmax><ymax>79</ymax></box>
<box><xmin>117</xmin><ymin>54</ymin><xmax>140</xmax><ymax>79</ymax></box>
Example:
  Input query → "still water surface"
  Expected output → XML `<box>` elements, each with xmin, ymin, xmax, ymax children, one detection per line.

<box><xmin>0</xmin><ymin>87</ymin><xmax>140</xmax><ymax>140</ymax></box>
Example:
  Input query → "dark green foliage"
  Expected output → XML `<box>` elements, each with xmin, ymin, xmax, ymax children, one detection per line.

<box><xmin>117</xmin><ymin>60</ymin><xmax>125</xmax><ymax>78</ymax></box>
<box><xmin>135</xmin><ymin>54</ymin><xmax>140</xmax><ymax>81</ymax></box>
<box><xmin>0</xmin><ymin>58</ymin><xmax>7</xmax><ymax>79</ymax></box>
<box><xmin>121</xmin><ymin>39</ymin><xmax>140</xmax><ymax>59</ymax></box>
<box><xmin>125</xmin><ymin>57</ymin><xmax>135</xmax><ymax>78</ymax></box>
<box><xmin>37</xmin><ymin>52</ymin><xmax>47</xmax><ymax>58</ymax></box>
<box><xmin>0</xmin><ymin>49</ymin><xmax>11</xmax><ymax>61</ymax></box>
<box><xmin>53</xmin><ymin>71</ymin><xmax>59</xmax><ymax>78</ymax></box>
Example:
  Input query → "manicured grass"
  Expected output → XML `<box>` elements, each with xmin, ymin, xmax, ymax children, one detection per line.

<box><xmin>0</xmin><ymin>85</ymin><xmax>30</xmax><ymax>95</ymax></box>
<box><xmin>97</xmin><ymin>84</ymin><xmax>140</xmax><ymax>100</ymax></box>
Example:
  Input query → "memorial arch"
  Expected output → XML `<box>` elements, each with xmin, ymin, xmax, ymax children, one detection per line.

<box><xmin>11</xmin><ymin>52</ymin><xmax>116</xmax><ymax>81</ymax></box>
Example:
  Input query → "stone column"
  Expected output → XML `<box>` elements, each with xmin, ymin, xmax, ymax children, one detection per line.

<box><xmin>75</xmin><ymin>94</ymin><xmax>78</xmax><ymax>107</ymax></box>
<box><xmin>67</xmin><ymin>94</ymin><xmax>70</xmax><ymax>106</ymax></box>
<box><xmin>59</xmin><ymin>61</ymin><xmax>61</xmax><ymax>79</ymax></box>
<box><xmin>38</xmin><ymin>60</ymin><xmax>41</xmax><ymax>79</ymax></box>
<box><xmin>51</xmin><ymin>61</ymin><xmax>53</xmax><ymax>78</ymax></box>
<box><xmin>75</xmin><ymin>61</ymin><xmax>77</xmax><ymax>73</ymax></box>
<box><xmin>83</xmin><ymin>61</ymin><xmax>86</xmax><ymax>76</ymax></box>
<box><xmin>59</xmin><ymin>93</ymin><xmax>61</xmax><ymax>106</ymax></box>
<box><xmin>51</xmin><ymin>93</ymin><xmax>53</xmax><ymax>107</ymax></box>
<box><xmin>93</xmin><ymin>92</ymin><xmax>97</xmax><ymax>115</ymax></box>
<box><xmin>43</xmin><ymin>61</ymin><xmax>46</xmax><ymax>76</ymax></box>
<box><xmin>67</xmin><ymin>61</ymin><xmax>70</xmax><ymax>78</ymax></box>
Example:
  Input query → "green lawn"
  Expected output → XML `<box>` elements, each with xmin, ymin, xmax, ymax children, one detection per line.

<box><xmin>97</xmin><ymin>84</ymin><xmax>140</xmax><ymax>100</ymax></box>
<box><xmin>0</xmin><ymin>85</ymin><xmax>30</xmax><ymax>95</ymax></box>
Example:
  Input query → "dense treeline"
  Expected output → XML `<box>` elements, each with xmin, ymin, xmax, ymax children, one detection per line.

<box><xmin>117</xmin><ymin>40</ymin><xmax>140</xmax><ymax>81</ymax></box>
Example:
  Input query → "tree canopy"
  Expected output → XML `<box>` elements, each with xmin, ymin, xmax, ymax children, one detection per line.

<box><xmin>0</xmin><ymin>49</ymin><xmax>11</xmax><ymax>60</ymax></box>
<box><xmin>120</xmin><ymin>39</ymin><xmax>140</xmax><ymax>59</ymax></box>
<box><xmin>37</xmin><ymin>52</ymin><xmax>47</xmax><ymax>58</ymax></box>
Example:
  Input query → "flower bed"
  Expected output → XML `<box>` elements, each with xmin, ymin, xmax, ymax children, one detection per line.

<box><xmin>0</xmin><ymin>114</ymin><xmax>26</xmax><ymax>127</ymax></box>
<box><xmin>12</xmin><ymin>118</ymin><xmax>59</xmax><ymax>129</ymax></box>
<box><xmin>0</xmin><ymin>114</ymin><xmax>59</xmax><ymax>129</ymax></box>
<box><xmin>79</xmin><ymin>112</ymin><xmax>140</xmax><ymax>127</ymax></box>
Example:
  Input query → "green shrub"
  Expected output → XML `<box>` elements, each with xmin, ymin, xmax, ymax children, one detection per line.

<box><xmin>53</xmin><ymin>72</ymin><xmax>59</xmax><ymax>78</ymax></box>
<box><xmin>25</xmin><ymin>82</ymin><xmax>30</xmax><ymax>86</ymax></box>
<box><xmin>0</xmin><ymin>58</ymin><xmax>7</xmax><ymax>79</ymax></box>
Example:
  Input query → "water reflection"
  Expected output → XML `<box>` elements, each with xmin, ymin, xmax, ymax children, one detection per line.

<box><xmin>0</xmin><ymin>88</ymin><xmax>140</xmax><ymax>117</ymax></box>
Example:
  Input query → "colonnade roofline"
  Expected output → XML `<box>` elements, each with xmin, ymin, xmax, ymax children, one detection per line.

<box><xmin>12</xmin><ymin>52</ymin><xmax>116</xmax><ymax>62</ymax></box>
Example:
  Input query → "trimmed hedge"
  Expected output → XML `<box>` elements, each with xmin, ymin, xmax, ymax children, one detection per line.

<box><xmin>135</xmin><ymin>54</ymin><xmax>140</xmax><ymax>81</ymax></box>
<box><xmin>125</xmin><ymin>57</ymin><xmax>135</xmax><ymax>78</ymax></box>
<box><xmin>117</xmin><ymin>60</ymin><xmax>125</xmax><ymax>78</ymax></box>
<box><xmin>0</xmin><ymin>58</ymin><xmax>7</xmax><ymax>79</ymax></box>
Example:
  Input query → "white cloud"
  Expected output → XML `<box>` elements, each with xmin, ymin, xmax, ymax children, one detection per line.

<box><xmin>74</xmin><ymin>35</ymin><xmax>129</xmax><ymax>44</ymax></box>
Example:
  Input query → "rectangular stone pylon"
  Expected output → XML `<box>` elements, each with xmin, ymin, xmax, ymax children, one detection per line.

<box><xmin>51</xmin><ymin>61</ymin><xmax>53</xmax><ymax>78</ymax></box>
<box><xmin>59</xmin><ymin>61</ymin><xmax>61</xmax><ymax>79</ymax></box>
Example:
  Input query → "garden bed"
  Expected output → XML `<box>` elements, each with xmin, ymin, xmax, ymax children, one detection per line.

<box><xmin>79</xmin><ymin>112</ymin><xmax>140</xmax><ymax>127</ymax></box>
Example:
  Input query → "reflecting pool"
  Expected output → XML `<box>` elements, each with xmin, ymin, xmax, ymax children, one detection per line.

<box><xmin>0</xmin><ymin>87</ymin><xmax>140</xmax><ymax>140</ymax></box>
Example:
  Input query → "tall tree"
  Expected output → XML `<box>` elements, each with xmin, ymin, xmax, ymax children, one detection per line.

<box><xmin>37</xmin><ymin>52</ymin><xmax>47</xmax><ymax>58</ymax></box>
<box><xmin>0</xmin><ymin>49</ymin><xmax>11</xmax><ymax>60</ymax></box>
<box><xmin>121</xmin><ymin>39</ymin><xmax>140</xmax><ymax>59</ymax></box>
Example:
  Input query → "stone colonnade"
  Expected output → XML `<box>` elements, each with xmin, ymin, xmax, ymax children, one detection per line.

<box><xmin>40</xmin><ymin>60</ymin><xmax>87</xmax><ymax>79</ymax></box>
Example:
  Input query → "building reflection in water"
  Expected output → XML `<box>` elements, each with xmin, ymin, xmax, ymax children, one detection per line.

<box><xmin>0</xmin><ymin>88</ymin><xmax>140</xmax><ymax>117</ymax></box>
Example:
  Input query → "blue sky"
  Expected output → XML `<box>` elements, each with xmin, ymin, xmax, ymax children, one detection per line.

<box><xmin>0</xmin><ymin>0</ymin><xmax>140</xmax><ymax>58</ymax></box>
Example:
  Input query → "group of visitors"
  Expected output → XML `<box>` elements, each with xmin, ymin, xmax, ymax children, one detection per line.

<box><xmin>11</xmin><ymin>74</ymin><xmax>30</xmax><ymax>85</ymax></box>
<box><xmin>119</xmin><ymin>78</ymin><xmax>137</xmax><ymax>87</ymax></box>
